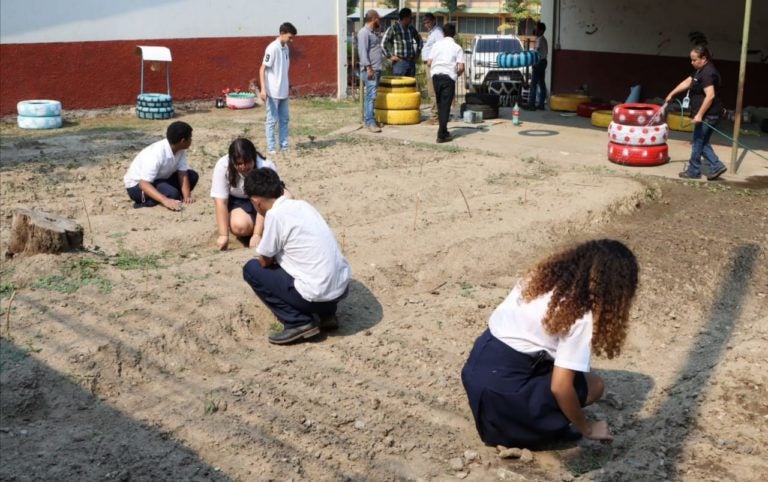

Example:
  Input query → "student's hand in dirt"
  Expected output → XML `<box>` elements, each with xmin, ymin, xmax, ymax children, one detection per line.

<box><xmin>585</xmin><ymin>420</ymin><xmax>613</xmax><ymax>442</ymax></box>
<box><xmin>217</xmin><ymin>235</ymin><xmax>229</xmax><ymax>250</ymax></box>
<box><xmin>162</xmin><ymin>199</ymin><xmax>182</xmax><ymax>211</ymax></box>
<box><xmin>183</xmin><ymin>195</ymin><xmax>196</xmax><ymax>204</ymax></box>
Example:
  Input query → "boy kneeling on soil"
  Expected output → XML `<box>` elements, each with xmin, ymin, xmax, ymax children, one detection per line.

<box><xmin>242</xmin><ymin>168</ymin><xmax>351</xmax><ymax>345</ymax></box>
<box><xmin>123</xmin><ymin>121</ymin><xmax>198</xmax><ymax>210</ymax></box>
<box><xmin>462</xmin><ymin>239</ymin><xmax>638</xmax><ymax>447</ymax></box>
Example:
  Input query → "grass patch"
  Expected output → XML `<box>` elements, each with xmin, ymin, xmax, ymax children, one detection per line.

<box><xmin>0</xmin><ymin>282</ymin><xmax>14</xmax><ymax>299</ymax></box>
<box><xmin>33</xmin><ymin>257</ymin><xmax>112</xmax><ymax>294</ymax></box>
<box><xmin>563</xmin><ymin>448</ymin><xmax>612</xmax><ymax>476</ymax></box>
<box><xmin>114</xmin><ymin>250</ymin><xmax>162</xmax><ymax>270</ymax></box>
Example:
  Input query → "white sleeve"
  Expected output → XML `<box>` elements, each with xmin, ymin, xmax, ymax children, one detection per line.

<box><xmin>136</xmin><ymin>147</ymin><xmax>162</xmax><ymax>182</ymax></box>
<box><xmin>553</xmin><ymin>313</ymin><xmax>593</xmax><ymax>372</ymax></box>
<box><xmin>257</xmin><ymin>211</ymin><xmax>282</xmax><ymax>257</ymax></box>
<box><xmin>210</xmin><ymin>156</ymin><xmax>231</xmax><ymax>199</ymax></box>
<box><xmin>457</xmin><ymin>46</ymin><xmax>465</xmax><ymax>64</ymax></box>
<box><xmin>262</xmin><ymin>43</ymin><xmax>276</xmax><ymax>67</ymax></box>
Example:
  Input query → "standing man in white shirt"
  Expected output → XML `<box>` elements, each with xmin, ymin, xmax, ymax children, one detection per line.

<box><xmin>242</xmin><ymin>168</ymin><xmax>352</xmax><ymax>345</ymax></box>
<box><xmin>421</xmin><ymin>13</ymin><xmax>444</xmax><ymax>125</ymax></box>
<box><xmin>526</xmin><ymin>22</ymin><xmax>549</xmax><ymax>111</ymax></box>
<box><xmin>123</xmin><ymin>121</ymin><xmax>198</xmax><ymax>210</ymax></box>
<box><xmin>427</xmin><ymin>23</ymin><xmax>464</xmax><ymax>143</ymax></box>
<box><xmin>260</xmin><ymin>22</ymin><xmax>297</xmax><ymax>155</ymax></box>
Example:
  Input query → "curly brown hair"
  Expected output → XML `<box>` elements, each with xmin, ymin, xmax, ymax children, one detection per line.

<box><xmin>521</xmin><ymin>239</ymin><xmax>638</xmax><ymax>358</ymax></box>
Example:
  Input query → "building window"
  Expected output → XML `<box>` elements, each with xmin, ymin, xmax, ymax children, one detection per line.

<box><xmin>459</xmin><ymin>16</ymin><xmax>500</xmax><ymax>35</ymax></box>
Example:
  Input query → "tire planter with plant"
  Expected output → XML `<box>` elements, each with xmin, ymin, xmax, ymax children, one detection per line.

<box><xmin>375</xmin><ymin>91</ymin><xmax>422</xmax><ymax>110</ymax></box>
<box><xmin>379</xmin><ymin>76</ymin><xmax>417</xmax><ymax>88</ymax></box>
<box><xmin>374</xmin><ymin>108</ymin><xmax>421</xmax><ymax>125</ymax></box>
<box><xmin>226</xmin><ymin>93</ymin><xmax>256</xmax><ymax>109</ymax></box>
<box><xmin>137</xmin><ymin>106</ymin><xmax>174</xmax><ymax>120</ymax></box>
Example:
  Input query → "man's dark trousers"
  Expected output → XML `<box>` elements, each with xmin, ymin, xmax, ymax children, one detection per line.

<box><xmin>243</xmin><ymin>260</ymin><xmax>343</xmax><ymax>328</ymax></box>
<box><xmin>432</xmin><ymin>74</ymin><xmax>455</xmax><ymax>139</ymax></box>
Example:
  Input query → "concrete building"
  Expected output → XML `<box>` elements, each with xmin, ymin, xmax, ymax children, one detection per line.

<box><xmin>0</xmin><ymin>0</ymin><xmax>348</xmax><ymax>115</ymax></box>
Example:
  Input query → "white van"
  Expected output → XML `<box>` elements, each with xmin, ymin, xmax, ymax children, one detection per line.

<box><xmin>464</xmin><ymin>35</ymin><xmax>528</xmax><ymax>92</ymax></box>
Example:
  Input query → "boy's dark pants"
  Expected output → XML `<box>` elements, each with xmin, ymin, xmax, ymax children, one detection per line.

<box><xmin>126</xmin><ymin>170</ymin><xmax>199</xmax><ymax>207</ymax></box>
<box><xmin>243</xmin><ymin>260</ymin><xmax>345</xmax><ymax>328</ymax></box>
<box><xmin>432</xmin><ymin>74</ymin><xmax>456</xmax><ymax>139</ymax></box>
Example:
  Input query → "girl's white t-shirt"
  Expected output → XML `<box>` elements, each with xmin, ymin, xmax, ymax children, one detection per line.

<box><xmin>210</xmin><ymin>155</ymin><xmax>277</xmax><ymax>200</ymax></box>
<box><xmin>488</xmin><ymin>284</ymin><xmax>593</xmax><ymax>372</ymax></box>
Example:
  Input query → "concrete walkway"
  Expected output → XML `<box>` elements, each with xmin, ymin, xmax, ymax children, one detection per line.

<box><xmin>347</xmin><ymin>106</ymin><xmax>768</xmax><ymax>189</ymax></box>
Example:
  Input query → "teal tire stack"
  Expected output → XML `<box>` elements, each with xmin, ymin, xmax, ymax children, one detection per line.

<box><xmin>17</xmin><ymin>100</ymin><xmax>62</xmax><ymax>129</ymax></box>
<box><xmin>137</xmin><ymin>93</ymin><xmax>174</xmax><ymax>120</ymax></box>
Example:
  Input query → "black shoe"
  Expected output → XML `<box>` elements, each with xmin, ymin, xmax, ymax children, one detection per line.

<box><xmin>707</xmin><ymin>166</ymin><xmax>727</xmax><ymax>181</ymax></box>
<box><xmin>318</xmin><ymin>314</ymin><xmax>339</xmax><ymax>331</ymax></box>
<box><xmin>436</xmin><ymin>135</ymin><xmax>453</xmax><ymax>143</ymax></box>
<box><xmin>268</xmin><ymin>323</ymin><xmax>320</xmax><ymax>345</ymax></box>
<box><xmin>678</xmin><ymin>171</ymin><xmax>701</xmax><ymax>179</ymax></box>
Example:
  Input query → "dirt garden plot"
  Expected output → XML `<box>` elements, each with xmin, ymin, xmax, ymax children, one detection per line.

<box><xmin>1</xmin><ymin>100</ymin><xmax>767</xmax><ymax>481</ymax></box>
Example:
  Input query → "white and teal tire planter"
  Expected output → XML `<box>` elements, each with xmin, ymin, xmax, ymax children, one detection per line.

<box><xmin>17</xmin><ymin>115</ymin><xmax>63</xmax><ymax>129</ymax></box>
<box><xmin>137</xmin><ymin>93</ymin><xmax>174</xmax><ymax>119</ymax></box>
<box><xmin>16</xmin><ymin>100</ymin><xmax>63</xmax><ymax>129</ymax></box>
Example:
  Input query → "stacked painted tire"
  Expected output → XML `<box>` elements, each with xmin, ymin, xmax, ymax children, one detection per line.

<box><xmin>461</xmin><ymin>92</ymin><xmax>500</xmax><ymax>120</ymax></box>
<box><xmin>549</xmin><ymin>94</ymin><xmax>590</xmax><ymax>112</ymax></box>
<box><xmin>375</xmin><ymin>76</ymin><xmax>420</xmax><ymax>125</ymax></box>
<box><xmin>666</xmin><ymin>112</ymin><xmax>694</xmax><ymax>133</ymax></box>
<box><xmin>17</xmin><ymin>100</ymin><xmax>62</xmax><ymax>129</ymax></box>
<box><xmin>495</xmin><ymin>50</ymin><xmax>540</xmax><ymax>68</ymax></box>
<box><xmin>607</xmin><ymin>103</ymin><xmax>669</xmax><ymax>166</ymax></box>
<box><xmin>137</xmin><ymin>93</ymin><xmax>174</xmax><ymax>120</ymax></box>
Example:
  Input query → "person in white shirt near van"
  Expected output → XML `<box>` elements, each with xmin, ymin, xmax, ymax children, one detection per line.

<box><xmin>421</xmin><ymin>13</ymin><xmax>444</xmax><ymax>124</ymax></box>
<box><xmin>427</xmin><ymin>23</ymin><xmax>464</xmax><ymax>143</ymax></box>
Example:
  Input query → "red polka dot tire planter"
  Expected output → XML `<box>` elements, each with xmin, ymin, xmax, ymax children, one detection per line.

<box><xmin>612</xmin><ymin>103</ymin><xmax>664</xmax><ymax>126</ymax></box>
<box><xmin>577</xmin><ymin>102</ymin><xmax>612</xmax><ymax>118</ymax></box>
<box><xmin>607</xmin><ymin>142</ymin><xmax>669</xmax><ymax>166</ymax></box>
<box><xmin>608</xmin><ymin>122</ymin><xmax>669</xmax><ymax>146</ymax></box>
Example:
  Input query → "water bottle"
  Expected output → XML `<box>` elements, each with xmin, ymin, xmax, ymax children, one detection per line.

<box><xmin>512</xmin><ymin>102</ymin><xmax>520</xmax><ymax>126</ymax></box>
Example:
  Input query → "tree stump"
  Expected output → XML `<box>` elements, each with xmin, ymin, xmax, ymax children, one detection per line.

<box><xmin>7</xmin><ymin>208</ymin><xmax>83</xmax><ymax>257</ymax></box>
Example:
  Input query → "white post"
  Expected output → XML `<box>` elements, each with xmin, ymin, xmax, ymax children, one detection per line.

<box><xmin>337</xmin><ymin>0</ymin><xmax>348</xmax><ymax>99</ymax></box>
<box><xmin>730</xmin><ymin>0</ymin><xmax>752</xmax><ymax>173</ymax></box>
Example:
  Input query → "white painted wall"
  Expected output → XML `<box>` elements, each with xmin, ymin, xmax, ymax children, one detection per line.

<box><xmin>544</xmin><ymin>0</ymin><xmax>766</xmax><ymax>63</ymax></box>
<box><xmin>1</xmin><ymin>0</ymin><xmax>340</xmax><ymax>43</ymax></box>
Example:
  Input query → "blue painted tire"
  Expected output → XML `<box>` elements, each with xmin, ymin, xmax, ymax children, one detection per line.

<box><xmin>137</xmin><ymin>93</ymin><xmax>172</xmax><ymax>103</ymax></box>
<box><xmin>17</xmin><ymin>100</ymin><xmax>61</xmax><ymax>117</ymax></box>
<box><xmin>17</xmin><ymin>115</ymin><xmax>62</xmax><ymax>129</ymax></box>
<box><xmin>498</xmin><ymin>50</ymin><xmax>539</xmax><ymax>69</ymax></box>
<box><xmin>137</xmin><ymin>107</ymin><xmax>174</xmax><ymax>120</ymax></box>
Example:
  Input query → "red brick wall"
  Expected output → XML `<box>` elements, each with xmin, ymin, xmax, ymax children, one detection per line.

<box><xmin>0</xmin><ymin>35</ymin><xmax>337</xmax><ymax>115</ymax></box>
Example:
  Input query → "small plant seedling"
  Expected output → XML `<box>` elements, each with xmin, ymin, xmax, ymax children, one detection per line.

<box><xmin>203</xmin><ymin>392</ymin><xmax>221</xmax><ymax>415</ymax></box>
<box><xmin>114</xmin><ymin>250</ymin><xmax>162</xmax><ymax>270</ymax></box>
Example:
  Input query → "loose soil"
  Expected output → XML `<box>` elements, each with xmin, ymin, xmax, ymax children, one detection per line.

<box><xmin>1</xmin><ymin>101</ymin><xmax>766</xmax><ymax>481</ymax></box>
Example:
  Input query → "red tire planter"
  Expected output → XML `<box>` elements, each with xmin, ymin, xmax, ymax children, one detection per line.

<box><xmin>608</xmin><ymin>122</ymin><xmax>669</xmax><ymax>146</ymax></box>
<box><xmin>612</xmin><ymin>103</ymin><xmax>664</xmax><ymax>126</ymax></box>
<box><xmin>577</xmin><ymin>102</ymin><xmax>612</xmax><ymax>118</ymax></box>
<box><xmin>607</xmin><ymin>142</ymin><xmax>669</xmax><ymax>166</ymax></box>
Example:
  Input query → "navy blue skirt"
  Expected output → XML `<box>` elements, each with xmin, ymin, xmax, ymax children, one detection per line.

<box><xmin>461</xmin><ymin>329</ymin><xmax>588</xmax><ymax>448</ymax></box>
<box><xmin>227</xmin><ymin>196</ymin><xmax>256</xmax><ymax>221</ymax></box>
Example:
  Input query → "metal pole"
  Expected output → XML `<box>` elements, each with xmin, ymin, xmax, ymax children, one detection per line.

<box><xmin>359</xmin><ymin>0</ymin><xmax>365</xmax><ymax>124</ymax></box>
<box><xmin>730</xmin><ymin>0</ymin><xmax>752</xmax><ymax>173</ymax></box>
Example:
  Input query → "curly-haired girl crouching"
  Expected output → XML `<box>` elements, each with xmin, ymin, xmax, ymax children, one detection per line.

<box><xmin>461</xmin><ymin>239</ymin><xmax>638</xmax><ymax>447</ymax></box>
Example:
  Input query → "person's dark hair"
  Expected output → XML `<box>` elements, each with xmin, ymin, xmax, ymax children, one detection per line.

<box><xmin>244</xmin><ymin>167</ymin><xmax>284</xmax><ymax>199</ymax></box>
<box><xmin>227</xmin><ymin>138</ymin><xmax>266</xmax><ymax>189</ymax></box>
<box><xmin>166</xmin><ymin>121</ymin><xmax>192</xmax><ymax>145</ymax></box>
<box><xmin>280</xmin><ymin>22</ymin><xmax>297</xmax><ymax>35</ymax></box>
<box><xmin>536</xmin><ymin>22</ymin><xmax>546</xmax><ymax>33</ymax></box>
<box><xmin>423</xmin><ymin>13</ymin><xmax>436</xmax><ymax>22</ymax></box>
<box><xmin>443</xmin><ymin>23</ymin><xmax>456</xmax><ymax>38</ymax></box>
<box><xmin>521</xmin><ymin>239</ymin><xmax>638</xmax><ymax>359</ymax></box>
<box><xmin>399</xmin><ymin>7</ymin><xmax>412</xmax><ymax>20</ymax></box>
<box><xmin>691</xmin><ymin>44</ymin><xmax>712</xmax><ymax>60</ymax></box>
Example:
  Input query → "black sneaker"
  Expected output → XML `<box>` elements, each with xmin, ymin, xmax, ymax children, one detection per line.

<box><xmin>678</xmin><ymin>171</ymin><xmax>701</xmax><ymax>179</ymax></box>
<box><xmin>436</xmin><ymin>135</ymin><xmax>454</xmax><ymax>143</ymax></box>
<box><xmin>706</xmin><ymin>166</ymin><xmax>727</xmax><ymax>181</ymax></box>
<box><xmin>268</xmin><ymin>323</ymin><xmax>320</xmax><ymax>345</ymax></box>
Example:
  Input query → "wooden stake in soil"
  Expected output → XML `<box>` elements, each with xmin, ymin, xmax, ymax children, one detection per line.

<box><xmin>81</xmin><ymin>198</ymin><xmax>94</xmax><ymax>246</ymax></box>
<box><xmin>458</xmin><ymin>188</ymin><xmax>472</xmax><ymax>218</ymax></box>
<box><xmin>7</xmin><ymin>208</ymin><xmax>83</xmax><ymax>257</ymax></box>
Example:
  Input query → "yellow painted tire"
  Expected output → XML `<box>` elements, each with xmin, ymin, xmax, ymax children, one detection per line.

<box><xmin>549</xmin><ymin>94</ymin><xmax>591</xmax><ymax>112</ymax></box>
<box><xmin>375</xmin><ymin>108</ymin><xmax>421</xmax><ymax>125</ymax></box>
<box><xmin>666</xmin><ymin>112</ymin><xmax>694</xmax><ymax>132</ymax></box>
<box><xmin>591</xmin><ymin>110</ymin><xmax>613</xmax><ymax>128</ymax></box>
<box><xmin>379</xmin><ymin>75</ymin><xmax>417</xmax><ymax>87</ymax></box>
<box><xmin>375</xmin><ymin>91</ymin><xmax>422</xmax><ymax>110</ymax></box>
<box><xmin>378</xmin><ymin>85</ymin><xmax>417</xmax><ymax>94</ymax></box>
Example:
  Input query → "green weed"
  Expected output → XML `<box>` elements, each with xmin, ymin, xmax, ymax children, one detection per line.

<box><xmin>33</xmin><ymin>257</ymin><xmax>112</xmax><ymax>294</ymax></box>
<box><xmin>114</xmin><ymin>250</ymin><xmax>162</xmax><ymax>270</ymax></box>
<box><xmin>0</xmin><ymin>282</ymin><xmax>14</xmax><ymax>299</ymax></box>
<box><xmin>203</xmin><ymin>392</ymin><xmax>221</xmax><ymax>415</ymax></box>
